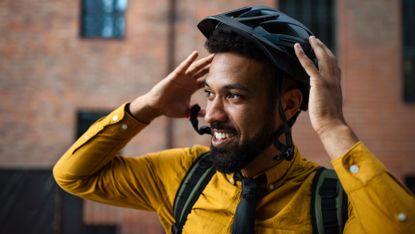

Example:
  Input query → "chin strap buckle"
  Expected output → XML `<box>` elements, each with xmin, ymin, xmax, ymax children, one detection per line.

<box><xmin>272</xmin><ymin>138</ymin><xmax>294</xmax><ymax>161</ymax></box>
<box><xmin>190</xmin><ymin>104</ymin><xmax>211</xmax><ymax>135</ymax></box>
<box><xmin>283</xmin><ymin>146</ymin><xmax>294</xmax><ymax>160</ymax></box>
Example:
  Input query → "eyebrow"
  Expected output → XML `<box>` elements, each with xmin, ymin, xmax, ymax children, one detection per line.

<box><xmin>204</xmin><ymin>81</ymin><xmax>249</xmax><ymax>92</ymax></box>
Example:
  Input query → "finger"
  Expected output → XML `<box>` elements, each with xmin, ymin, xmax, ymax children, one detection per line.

<box><xmin>314</xmin><ymin>37</ymin><xmax>335</xmax><ymax>59</ymax></box>
<box><xmin>193</xmin><ymin>65</ymin><xmax>210</xmax><ymax>80</ymax></box>
<box><xmin>308</xmin><ymin>36</ymin><xmax>328</xmax><ymax>63</ymax></box>
<box><xmin>294</xmin><ymin>43</ymin><xmax>320</xmax><ymax>78</ymax></box>
<box><xmin>174</xmin><ymin>51</ymin><xmax>199</xmax><ymax>75</ymax></box>
<box><xmin>186</xmin><ymin>54</ymin><xmax>214</xmax><ymax>77</ymax></box>
<box><xmin>309</xmin><ymin>36</ymin><xmax>336</xmax><ymax>68</ymax></box>
<box><xmin>309</xmin><ymin>37</ymin><xmax>339</xmax><ymax>76</ymax></box>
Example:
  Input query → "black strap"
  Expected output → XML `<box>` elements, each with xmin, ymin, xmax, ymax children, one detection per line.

<box><xmin>311</xmin><ymin>167</ymin><xmax>348</xmax><ymax>234</ymax></box>
<box><xmin>172</xmin><ymin>152</ymin><xmax>216</xmax><ymax>234</ymax></box>
<box><xmin>271</xmin><ymin>76</ymin><xmax>300</xmax><ymax>162</ymax></box>
<box><xmin>231</xmin><ymin>175</ymin><xmax>258</xmax><ymax>234</ymax></box>
<box><xmin>189</xmin><ymin>104</ymin><xmax>211</xmax><ymax>135</ymax></box>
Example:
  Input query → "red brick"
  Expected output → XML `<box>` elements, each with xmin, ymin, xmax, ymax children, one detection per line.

<box><xmin>1</xmin><ymin>0</ymin><xmax>413</xmax><ymax>233</ymax></box>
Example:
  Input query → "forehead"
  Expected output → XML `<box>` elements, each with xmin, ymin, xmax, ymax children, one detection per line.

<box><xmin>205</xmin><ymin>53</ymin><xmax>268</xmax><ymax>90</ymax></box>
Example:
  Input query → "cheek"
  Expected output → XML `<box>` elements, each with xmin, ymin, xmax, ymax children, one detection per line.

<box><xmin>245</xmin><ymin>109</ymin><xmax>276</xmax><ymax>133</ymax></box>
<box><xmin>228</xmin><ymin>107</ymin><xmax>263</xmax><ymax>134</ymax></box>
<box><xmin>224</xmin><ymin>97</ymin><xmax>272</xmax><ymax>134</ymax></box>
<box><xmin>225</xmin><ymin>106</ymin><xmax>245</xmax><ymax>127</ymax></box>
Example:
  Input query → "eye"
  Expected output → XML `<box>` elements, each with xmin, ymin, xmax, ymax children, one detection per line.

<box><xmin>204</xmin><ymin>89</ymin><xmax>215</xmax><ymax>100</ymax></box>
<box><xmin>227</xmin><ymin>93</ymin><xmax>243</xmax><ymax>101</ymax></box>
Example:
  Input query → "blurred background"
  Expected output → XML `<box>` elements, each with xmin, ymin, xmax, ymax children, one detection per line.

<box><xmin>0</xmin><ymin>0</ymin><xmax>414</xmax><ymax>233</ymax></box>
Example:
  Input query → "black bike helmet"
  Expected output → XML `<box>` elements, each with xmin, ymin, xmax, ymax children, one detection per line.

<box><xmin>197</xmin><ymin>5</ymin><xmax>317</xmax><ymax>110</ymax></box>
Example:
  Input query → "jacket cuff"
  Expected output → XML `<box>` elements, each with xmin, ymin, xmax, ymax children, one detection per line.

<box><xmin>331</xmin><ymin>141</ymin><xmax>386</xmax><ymax>192</ymax></box>
<box><xmin>70</xmin><ymin>102</ymin><xmax>148</xmax><ymax>155</ymax></box>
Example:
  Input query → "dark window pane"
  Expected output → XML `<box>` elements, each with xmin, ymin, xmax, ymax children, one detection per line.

<box><xmin>101</xmin><ymin>15</ymin><xmax>115</xmax><ymax>37</ymax></box>
<box><xmin>76</xmin><ymin>110</ymin><xmax>109</xmax><ymax>139</ymax></box>
<box><xmin>115</xmin><ymin>16</ymin><xmax>126</xmax><ymax>36</ymax></box>
<box><xmin>83</xmin><ymin>0</ymin><xmax>99</xmax><ymax>12</ymax></box>
<box><xmin>402</xmin><ymin>0</ymin><xmax>415</xmax><ymax>102</ymax></box>
<box><xmin>80</xmin><ymin>0</ymin><xmax>127</xmax><ymax>39</ymax></box>
<box><xmin>405</xmin><ymin>176</ymin><xmax>415</xmax><ymax>194</ymax></box>
<box><xmin>279</xmin><ymin>0</ymin><xmax>336</xmax><ymax>52</ymax></box>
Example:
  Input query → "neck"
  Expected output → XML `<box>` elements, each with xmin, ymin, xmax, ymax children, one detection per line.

<box><xmin>240</xmin><ymin>144</ymin><xmax>283</xmax><ymax>178</ymax></box>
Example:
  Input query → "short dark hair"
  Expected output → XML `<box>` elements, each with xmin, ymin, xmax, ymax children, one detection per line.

<box><xmin>205</xmin><ymin>28</ymin><xmax>270</xmax><ymax>62</ymax></box>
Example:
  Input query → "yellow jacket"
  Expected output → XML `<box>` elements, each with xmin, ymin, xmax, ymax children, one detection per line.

<box><xmin>53</xmin><ymin>104</ymin><xmax>415</xmax><ymax>233</ymax></box>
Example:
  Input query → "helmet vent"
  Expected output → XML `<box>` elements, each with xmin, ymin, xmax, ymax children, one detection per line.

<box><xmin>261</xmin><ymin>22</ymin><xmax>307</xmax><ymax>38</ymax></box>
<box><xmin>225</xmin><ymin>7</ymin><xmax>252</xmax><ymax>18</ymax></box>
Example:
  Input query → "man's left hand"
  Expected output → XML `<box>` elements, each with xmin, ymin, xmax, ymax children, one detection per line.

<box><xmin>294</xmin><ymin>36</ymin><xmax>358</xmax><ymax>159</ymax></box>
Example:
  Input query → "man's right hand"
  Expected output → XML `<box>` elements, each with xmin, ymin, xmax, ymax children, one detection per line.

<box><xmin>129</xmin><ymin>51</ymin><xmax>214</xmax><ymax>123</ymax></box>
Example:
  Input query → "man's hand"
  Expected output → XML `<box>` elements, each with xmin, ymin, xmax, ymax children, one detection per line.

<box><xmin>130</xmin><ymin>51</ymin><xmax>214</xmax><ymax>123</ymax></box>
<box><xmin>294</xmin><ymin>36</ymin><xmax>358</xmax><ymax>159</ymax></box>
<box><xmin>294</xmin><ymin>36</ymin><xmax>344</xmax><ymax>135</ymax></box>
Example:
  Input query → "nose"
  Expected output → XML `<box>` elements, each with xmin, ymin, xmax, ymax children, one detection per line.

<box><xmin>204</xmin><ymin>97</ymin><xmax>228</xmax><ymax>124</ymax></box>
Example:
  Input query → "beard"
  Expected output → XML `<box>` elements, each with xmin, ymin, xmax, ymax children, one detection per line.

<box><xmin>210</xmin><ymin>118</ymin><xmax>276</xmax><ymax>173</ymax></box>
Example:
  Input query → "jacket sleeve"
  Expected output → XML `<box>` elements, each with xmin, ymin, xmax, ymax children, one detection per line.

<box><xmin>52</xmin><ymin>103</ymin><xmax>206</xmax><ymax>212</ymax></box>
<box><xmin>331</xmin><ymin>142</ymin><xmax>415</xmax><ymax>233</ymax></box>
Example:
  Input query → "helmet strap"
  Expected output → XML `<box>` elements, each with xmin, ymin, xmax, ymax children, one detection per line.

<box><xmin>272</xmin><ymin>98</ymin><xmax>297</xmax><ymax>161</ymax></box>
<box><xmin>189</xmin><ymin>104</ymin><xmax>211</xmax><ymax>135</ymax></box>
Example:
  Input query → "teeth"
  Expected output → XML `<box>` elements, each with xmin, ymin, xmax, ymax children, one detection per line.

<box><xmin>214</xmin><ymin>132</ymin><xmax>233</xmax><ymax>140</ymax></box>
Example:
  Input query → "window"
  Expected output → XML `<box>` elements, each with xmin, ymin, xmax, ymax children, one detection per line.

<box><xmin>405</xmin><ymin>176</ymin><xmax>415</xmax><ymax>194</ymax></box>
<box><xmin>77</xmin><ymin>110</ymin><xmax>110</xmax><ymax>139</ymax></box>
<box><xmin>81</xmin><ymin>0</ymin><xmax>128</xmax><ymax>39</ymax></box>
<box><xmin>278</xmin><ymin>0</ymin><xmax>336</xmax><ymax>52</ymax></box>
<box><xmin>402</xmin><ymin>0</ymin><xmax>415</xmax><ymax>102</ymax></box>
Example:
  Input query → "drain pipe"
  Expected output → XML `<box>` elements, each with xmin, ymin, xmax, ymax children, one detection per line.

<box><xmin>166</xmin><ymin>0</ymin><xmax>177</xmax><ymax>148</ymax></box>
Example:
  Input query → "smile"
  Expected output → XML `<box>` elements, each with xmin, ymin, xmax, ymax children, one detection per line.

<box><xmin>214</xmin><ymin>131</ymin><xmax>234</xmax><ymax>140</ymax></box>
<box><xmin>211</xmin><ymin>130</ymin><xmax>237</xmax><ymax>147</ymax></box>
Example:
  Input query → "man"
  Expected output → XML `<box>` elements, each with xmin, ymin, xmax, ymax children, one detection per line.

<box><xmin>53</xmin><ymin>6</ymin><xmax>414</xmax><ymax>233</ymax></box>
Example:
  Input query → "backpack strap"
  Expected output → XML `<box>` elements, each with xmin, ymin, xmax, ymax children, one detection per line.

<box><xmin>172</xmin><ymin>152</ymin><xmax>216</xmax><ymax>234</ymax></box>
<box><xmin>311</xmin><ymin>167</ymin><xmax>348</xmax><ymax>234</ymax></box>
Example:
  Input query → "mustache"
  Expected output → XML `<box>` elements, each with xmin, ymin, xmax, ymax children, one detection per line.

<box><xmin>210</xmin><ymin>122</ymin><xmax>236</xmax><ymax>132</ymax></box>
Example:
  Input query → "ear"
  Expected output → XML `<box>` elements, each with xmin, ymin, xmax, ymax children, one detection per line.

<box><xmin>281</xmin><ymin>88</ymin><xmax>303</xmax><ymax>120</ymax></box>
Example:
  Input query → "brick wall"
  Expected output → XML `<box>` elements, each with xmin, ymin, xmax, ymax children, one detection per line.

<box><xmin>0</xmin><ymin>0</ymin><xmax>413</xmax><ymax>233</ymax></box>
